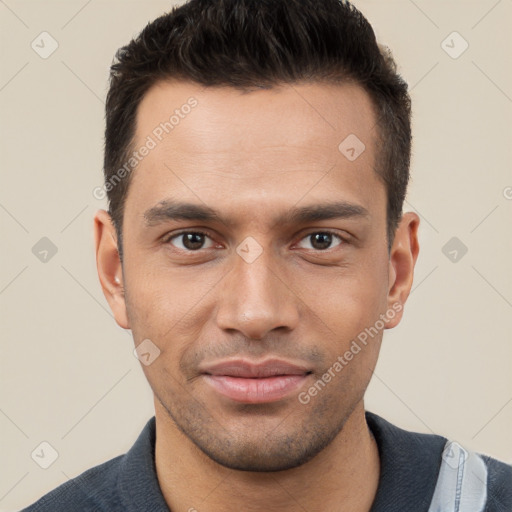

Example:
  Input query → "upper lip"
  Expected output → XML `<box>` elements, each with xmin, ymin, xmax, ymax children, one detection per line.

<box><xmin>200</xmin><ymin>359</ymin><xmax>311</xmax><ymax>378</ymax></box>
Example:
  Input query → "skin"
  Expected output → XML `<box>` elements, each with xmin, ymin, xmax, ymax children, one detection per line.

<box><xmin>95</xmin><ymin>80</ymin><xmax>419</xmax><ymax>512</ymax></box>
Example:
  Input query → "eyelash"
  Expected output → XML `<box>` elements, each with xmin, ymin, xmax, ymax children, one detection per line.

<box><xmin>162</xmin><ymin>229</ymin><xmax>348</xmax><ymax>252</ymax></box>
<box><xmin>162</xmin><ymin>230</ymin><xmax>214</xmax><ymax>249</ymax></box>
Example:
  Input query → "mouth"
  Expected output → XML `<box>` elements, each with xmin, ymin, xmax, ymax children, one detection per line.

<box><xmin>200</xmin><ymin>359</ymin><xmax>313</xmax><ymax>404</ymax></box>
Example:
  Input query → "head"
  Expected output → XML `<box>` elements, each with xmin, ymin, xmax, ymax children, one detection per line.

<box><xmin>95</xmin><ymin>0</ymin><xmax>419</xmax><ymax>472</ymax></box>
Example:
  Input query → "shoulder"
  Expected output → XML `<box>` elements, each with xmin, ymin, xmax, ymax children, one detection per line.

<box><xmin>365</xmin><ymin>412</ymin><xmax>511</xmax><ymax>512</ymax></box>
<box><xmin>21</xmin><ymin>416</ymin><xmax>169</xmax><ymax>512</ymax></box>
<box><xmin>21</xmin><ymin>455</ymin><xmax>125</xmax><ymax>512</ymax></box>
<box><xmin>481</xmin><ymin>454</ymin><xmax>512</xmax><ymax>511</ymax></box>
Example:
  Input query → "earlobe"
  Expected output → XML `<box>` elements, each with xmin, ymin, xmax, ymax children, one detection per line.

<box><xmin>94</xmin><ymin>209</ymin><xmax>130</xmax><ymax>329</ymax></box>
<box><xmin>385</xmin><ymin>212</ymin><xmax>420</xmax><ymax>329</ymax></box>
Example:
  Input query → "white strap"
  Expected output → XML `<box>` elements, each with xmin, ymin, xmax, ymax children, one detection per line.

<box><xmin>428</xmin><ymin>441</ymin><xmax>488</xmax><ymax>512</ymax></box>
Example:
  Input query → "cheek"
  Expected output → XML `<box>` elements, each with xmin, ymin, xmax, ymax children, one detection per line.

<box><xmin>124</xmin><ymin>262</ymin><xmax>223</xmax><ymax>384</ymax></box>
<box><xmin>300</xmin><ymin>259</ymin><xmax>388</xmax><ymax>341</ymax></box>
<box><xmin>124</xmin><ymin>254</ymin><xmax>217</xmax><ymax>334</ymax></box>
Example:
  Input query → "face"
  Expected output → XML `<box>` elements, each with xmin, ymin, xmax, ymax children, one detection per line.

<box><xmin>95</xmin><ymin>80</ymin><xmax>418</xmax><ymax>472</ymax></box>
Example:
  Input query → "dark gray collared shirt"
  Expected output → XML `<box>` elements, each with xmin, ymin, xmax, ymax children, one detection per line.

<box><xmin>21</xmin><ymin>412</ymin><xmax>512</xmax><ymax>511</ymax></box>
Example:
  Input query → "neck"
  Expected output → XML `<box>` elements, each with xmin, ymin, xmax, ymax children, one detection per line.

<box><xmin>154</xmin><ymin>399</ymin><xmax>380</xmax><ymax>512</ymax></box>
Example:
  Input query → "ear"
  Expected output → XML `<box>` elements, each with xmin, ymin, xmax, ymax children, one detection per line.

<box><xmin>94</xmin><ymin>209</ymin><xmax>130</xmax><ymax>329</ymax></box>
<box><xmin>384</xmin><ymin>212</ymin><xmax>420</xmax><ymax>329</ymax></box>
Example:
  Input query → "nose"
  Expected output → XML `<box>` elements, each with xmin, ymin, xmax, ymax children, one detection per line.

<box><xmin>215</xmin><ymin>245</ymin><xmax>300</xmax><ymax>340</ymax></box>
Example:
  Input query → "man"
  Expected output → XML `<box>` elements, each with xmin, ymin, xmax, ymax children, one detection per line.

<box><xmin>23</xmin><ymin>0</ymin><xmax>511</xmax><ymax>511</ymax></box>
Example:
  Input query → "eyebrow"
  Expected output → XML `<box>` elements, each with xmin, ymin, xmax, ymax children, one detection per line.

<box><xmin>143</xmin><ymin>199</ymin><xmax>369</xmax><ymax>228</ymax></box>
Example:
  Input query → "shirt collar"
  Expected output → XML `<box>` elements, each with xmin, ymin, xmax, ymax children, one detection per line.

<box><xmin>116</xmin><ymin>413</ymin><xmax>446</xmax><ymax>512</ymax></box>
<box><xmin>117</xmin><ymin>416</ymin><xmax>170</xmax><ymax>511</ymax></box>
<box><xmin>366</xmin><ymin>411</ymin><xmax>446</xmax><ymax>511</ymax></box>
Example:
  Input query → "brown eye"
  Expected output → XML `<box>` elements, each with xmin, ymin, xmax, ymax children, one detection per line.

<box><xmin>297</xmin><ymin>232</ymin><xmax>344</xmax><ymax>251</ymax></box>
<box><xmin>166</xmin><ymin>231</ymin><xmax>214</xmax><ymax>251</ymax></box>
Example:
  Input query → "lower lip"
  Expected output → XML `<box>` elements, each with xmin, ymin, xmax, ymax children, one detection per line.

<box><xmin>203</xmin><ymin>374</ymin><xmax>309</xmax><ymax>403</ymax></box>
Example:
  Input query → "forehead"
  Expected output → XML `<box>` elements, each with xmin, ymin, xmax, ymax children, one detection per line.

<box><xmin>135</xmin><ymin>79</ymin><xmax>376</xmax><ymax>157</ymax></box>
<box><xmin>125</xmin><ymin>79</ymin><xmax>384</xmax><ymax>229</ymax></box>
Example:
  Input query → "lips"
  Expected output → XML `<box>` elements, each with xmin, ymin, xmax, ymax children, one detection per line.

<box><xmin>200</xmin><ymin>359</ymin><xmax>311</xmax><ymax>404</ymax></box>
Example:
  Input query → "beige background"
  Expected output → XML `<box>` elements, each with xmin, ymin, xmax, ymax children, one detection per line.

<box><xmin>1</xmin><ymin>0</ymin><xmax>511</xmax><ymax>510</ymax></box>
